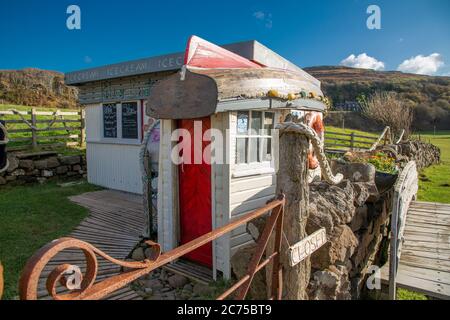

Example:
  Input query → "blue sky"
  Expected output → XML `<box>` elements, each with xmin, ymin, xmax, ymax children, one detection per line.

<box><xmin>0</xmin><ymin>0</ymin><xmax>449</xmax><ymax>75</ymax></box>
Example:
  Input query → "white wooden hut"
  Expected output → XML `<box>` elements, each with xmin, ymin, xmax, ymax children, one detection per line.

<box><xmin>147</xmin><ymin>36</ymin><xmax>328</xmax><ymax>279</ymax></box>
<box><xmin>64</xmin><ymin>38</ymin><xmax>314</xmax><ymax>195</ymax></box>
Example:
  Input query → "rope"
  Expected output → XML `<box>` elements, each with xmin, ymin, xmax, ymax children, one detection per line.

<box><xmin>282</xmin><ymin>231</ymin><xmax>292</xmax><ymax>248</ymax></box>
<box><xmin>140</xmin><ymin>119</ymin><xmax>160</xmax><ymax>236</ymax></box>
<box><xmin>276</xmin><ymin>122</ymin><xmax>344</xmax><ymax>185</ymax></box>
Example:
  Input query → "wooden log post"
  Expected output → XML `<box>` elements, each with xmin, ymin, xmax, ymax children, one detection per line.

<box><xmin>141</xmin><ymin>149</ymin><xmax>152</xmax><ymax>239</ymax></box>
<box><xmin>80</xmin><ymin>108</ymin><xmax>86</xmax><ymax>147</ymax></box>
<box><xmin>275</xmin><ymin>130</ymin><xmax>311</xmax><ymax>300</ymax></box>
<box><xmin>31</xmin><ymin>107</ymin><xmax>37</xmax><ymax>149</ymax></box>
<box><xmin>350</xmin><ymin>132</ymin><xmax>355</xmax><ymax>150</ymax></box>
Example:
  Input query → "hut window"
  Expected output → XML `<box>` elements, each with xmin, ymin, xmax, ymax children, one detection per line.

<box><xmin>235</xmin><ymin>111</ymin><xmax>274</xmax><ymax>165</ymax></box>
<box><xmin>102</xmin><ymin>101</ymin><xmax>141</xmax><ymax>141</ymax></box>
<box><xmin>103</xmin><ymin>103</ymin><xmax>118</xmax><ymax>138</ymax></box>
<box><xmin>236</xmin><ymin>111</ymin><xmax>249</xmax><ymax>163</ymax></box>
<box><xmin>121</xmin><ymin>102</ymin><xmax>138</xmax><ymax>139</ymax></box>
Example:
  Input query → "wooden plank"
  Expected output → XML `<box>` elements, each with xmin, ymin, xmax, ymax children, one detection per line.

<box><xmin>36</xmin><ymin>134</ymin><xmax>79</xmax><ymax>140</ymax></box>
<box><xmin>387</xmin><ymin>199</ymin><xmax>450</xmax><ymax>299</ymax></box>
<box><xmin>37</xmin><ymin>189</ymin><xmax>146</xmax><ymax>300</ymax></box>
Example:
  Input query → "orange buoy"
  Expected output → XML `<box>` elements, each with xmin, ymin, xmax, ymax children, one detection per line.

<box><xmin>305</xmin><ymin>112</ymin><xmax>324</xmax><ymax>169</ymax></box>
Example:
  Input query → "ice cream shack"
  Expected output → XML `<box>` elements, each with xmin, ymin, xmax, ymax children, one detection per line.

<box><xmin>148</xmin><ymin>36</ymin><xmax>329</xmax><ymax>279</ymax></box>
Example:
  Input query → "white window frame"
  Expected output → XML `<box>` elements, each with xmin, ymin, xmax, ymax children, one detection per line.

<box><xmin>231</xmin><ymin>110</ymin><xmax>276</xmax><ymax>177</ymax></box>
<box><xmin>99</xmin><ymin>101</ymin><xmax>142</xmax><ymax>145</ymax></box>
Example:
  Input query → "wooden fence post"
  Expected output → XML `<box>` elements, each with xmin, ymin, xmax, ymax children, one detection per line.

<box><xmin>80</xmin><ymin>108</ymin><xmax>86</xmax><ymax>147</ymax></box>
<box><xmin>31</xmin><ymin>107</ymin><xmax>37</xmax><ymax>149</ymax></box>
<box><xmin>350</xmin><ymin>132</ymin><xmax>355</xmax><ymax>150</ymax></box>
<box><xmin>275</xmin><ymin>130</ymin><xmax>311</xmax><ymax>300</ymax></box>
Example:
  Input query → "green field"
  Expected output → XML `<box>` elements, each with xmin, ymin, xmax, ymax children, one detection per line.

<box><xmin>0</xmin><ymin>181</ymin><xmax>101</xmax><ymax>300</ymax></box>
<box><xmin>415</xmin><ymin>131</ymin><xmax>450</xmax><ymax>204</ymax></box>
<box><xmin>325</xmin><ymin>126</ymin><xmax>379</xmax><ymax>151</ymax></box>
<box><xmin>0</xmin><ymin>104</ymin><xmax>84</xmax><ymax>155</ymax></box>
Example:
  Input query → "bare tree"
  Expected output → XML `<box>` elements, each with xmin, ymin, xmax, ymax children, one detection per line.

<box><xmin>361</xmin><ymin>91</ymin><xmax>414</xmax><ymax>138</ymax></box>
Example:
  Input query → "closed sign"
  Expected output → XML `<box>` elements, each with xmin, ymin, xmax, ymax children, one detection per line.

<box><xmin>288</xmin><ymin>228</ymin><xmax>327</xmax><ymax>267</ymax></box>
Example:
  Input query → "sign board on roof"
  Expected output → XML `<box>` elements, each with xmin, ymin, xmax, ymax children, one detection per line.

<box><xmin>65</xmin><ymin>53</ymin><xmax>184</xmax><ymax>85</ymax></box>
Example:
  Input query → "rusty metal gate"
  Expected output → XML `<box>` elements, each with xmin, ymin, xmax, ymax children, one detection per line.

<box><xmin>17</xmin><ymin>195</ymin><xmax>285</xmax><ymax>300</ymax></box>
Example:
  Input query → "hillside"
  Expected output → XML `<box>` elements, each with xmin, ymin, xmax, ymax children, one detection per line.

<box><xmin>304</xmin><ymin>66</ymin><xmax>450</xmax><ymax>130</ymax></box>
<box><xmin>0</xmin><ymin>68</ymin><xmax>78</xmax><ymax>109</ymax></box>
<box><xmin>1</xmin><ymin>66</ymin><xmax>449</xmax><ymax>130</ymax></box>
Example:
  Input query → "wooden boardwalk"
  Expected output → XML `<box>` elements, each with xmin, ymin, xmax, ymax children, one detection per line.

<box><xmin>381</xmin><ymin>201</ymin><xmax>450</xmax><ymax>299</ymax></box>
<box><xmin>37</xmin><ymin>190</ymin><xmax>145</xmax><ymax>300</ymax></box>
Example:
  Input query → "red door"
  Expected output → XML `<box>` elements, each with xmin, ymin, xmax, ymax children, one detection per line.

<box><xmin>178</xmin><ymin>117</ymin><xmax>212</xmax><ymax>267</ymax></box>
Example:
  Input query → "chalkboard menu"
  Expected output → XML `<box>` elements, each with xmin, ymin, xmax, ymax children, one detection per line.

<box><xmin>103</xmin><ymin>103</ymin><xmax>117</xmax><ymax>138</ymax></box>
<box><xmin>121</xmin><ymin>102</ymin><xmax>138</xmax><ymax>139</ymax></box>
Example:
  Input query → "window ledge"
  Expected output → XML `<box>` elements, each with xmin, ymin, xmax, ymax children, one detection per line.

<box><xmin>87</xmin><ymin>139</ymin><xmax>142</xmax><ymax>146</ymax></box>
<box><xmin>232</xmin><ymin>167</ymin><xmax>275</xmax><ymax>178</ymax></box>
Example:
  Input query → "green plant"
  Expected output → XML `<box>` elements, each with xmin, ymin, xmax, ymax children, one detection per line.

<box><xmin>352</xmin><ymin>152</ymin><xmax>397</xmax><ymax>174</ymax></box>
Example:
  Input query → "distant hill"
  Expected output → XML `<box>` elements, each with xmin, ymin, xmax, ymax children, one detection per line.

<box><xmin>304</xmin><ymin>66</ymin><xmax>450</xmax><ymax>130</ymax></box>
<box><xmin>1</xmin><ymin>66</ymin><xmax>449</xmax><ymax>129</ymax></box>
<box><xmin>0</xmin><ymin>68</ymin><xmax>78</xmax><ymax>109</ymax></box>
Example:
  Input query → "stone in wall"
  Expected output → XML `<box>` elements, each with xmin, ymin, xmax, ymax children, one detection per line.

<box><xmin>6</xmin><ymin>154</ymin><xmax>18</xmax><ymax>173</ymax></box>
<box><xmin>311</xmin><ymin>225</ymin><xmax>359</xmax><ymax>271</ymax></box>
<box><xmin>60</xmin><ymin>155</ymin><xmax>81</xmax><ymax>166</ymax></box>
<box><xmin>19</xmin><ymin>159</ymin><xmax>34</xmax><ymax>170</ymax></box>
<box><xmin>308</xmin><ymin>265</ymin><xmax>352</xmax><ymax>300</ymax></box>
<box><xmin>307</xmin><ymin>180</ymin><xmax>356</xmax><ymax>234</ymax></box>
<box><xmin>331</xmin><ymin>161</ymin><xmax>376</xmax><ymax>183</ymax></box>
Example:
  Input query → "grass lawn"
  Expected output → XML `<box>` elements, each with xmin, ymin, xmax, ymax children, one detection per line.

<box><xmin>415</xmin><ymin>131</ymin><xmax>450</xmax><ymax>204</ymax></box>
<box><xmin>325</xmin><ymin>125</ymin><xmax>379</xmax><ymax>151</ymax></box>
<box><xmin>0</xmin><ymin>180</ymin><xmax>101</xmax><ymax>300</ymax></box>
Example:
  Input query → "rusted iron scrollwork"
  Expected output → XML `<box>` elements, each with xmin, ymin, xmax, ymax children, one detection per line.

<box><xmin>19</xmin><ymin>196</ymin><xmax>285</xmax><ymax>300</ymax></box>
<box><xmin>19</xmin><ymin>238</ymin><xmax>161</xmax><ymax>300</ymax></box>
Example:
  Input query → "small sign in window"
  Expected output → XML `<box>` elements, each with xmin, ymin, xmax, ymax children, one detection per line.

<box><xmin>121</xmin><ymin>102</ymin><xmax>138</xmax><ymax>139</ymax></box>
<box><xmin>103</xmin><ymin>103</ymin><xmax>117</xmax><ymax>138</ymax></box>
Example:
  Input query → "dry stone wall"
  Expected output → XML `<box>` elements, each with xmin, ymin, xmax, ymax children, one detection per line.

<box><xmin>306</xmin><ymin>164</ymin><xmax>392</xmax><ymax>300</ymax></box>
<box><xmin>0</xmin><ymin>152</ymin><xmax>86</xmax><ymax>186</ymax></box>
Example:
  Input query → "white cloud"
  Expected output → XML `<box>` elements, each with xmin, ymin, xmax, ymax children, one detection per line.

<box><xmin>340</xmin><ymin>53</ymin><xmax>385</xmax><ymax>70</ymax></box>
<box><xmin>253</xmin><ymin>11</ymin><xmax>265</xmax><ymax>20</ymax></box>
<box><xmin>84</xmin><ymin>56</ymin><xmax>92</xmax><ymax>64</ymax></box>
<box><xmin>397</xmin><ymin>53</ymin><xmax>444</xmax><ymax>75</ymax></box>
<box><xmin>253</xmin><ymin>11</ymin><xmax>272</xmax><ymax>29</ymax></box>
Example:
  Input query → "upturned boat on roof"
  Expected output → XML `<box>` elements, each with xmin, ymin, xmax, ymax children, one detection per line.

<box><xmin>147</xmin><ymin>36</ymin><xmax>329</xmax><ymax>120</ymax></box>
